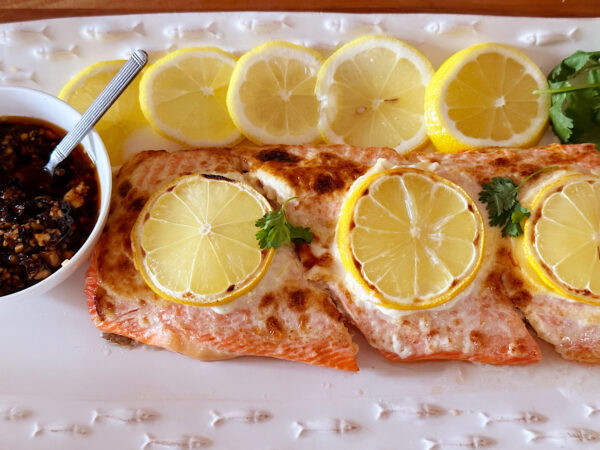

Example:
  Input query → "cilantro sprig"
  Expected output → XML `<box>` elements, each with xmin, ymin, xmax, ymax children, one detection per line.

<box><xmin>255</xmin><ymin>197</ymin><xmax>314</xmax><ymax>249</ymax></box>
<box><xmin>534</xmin><ymin>51</ymin><xmax>600</xmax><ymax>149</ymax></box>
<box><xmin>478</xmin><ymin>166</ymin><xmax>557</xmax><ymax>237</ymax></box>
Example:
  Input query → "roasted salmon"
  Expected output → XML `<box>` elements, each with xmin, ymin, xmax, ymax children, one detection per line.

<box><xmin>482</xmin><ymin>144</ymin><xmax>600</xmax><ymax>363</ymax></box>
<box><xmin>87</xmin><ymin>143</ymin><xmax>600</xmax><ymax>367</ymax></box>
<box><xmin>239</xmin><ymin>143</ymin><xmax>599</xmax><ymax>364</ymax></box>
<box><xmin>85</xmin><ymin>149</ymin><xmax>358</xmax><ymax>371</ymax></box>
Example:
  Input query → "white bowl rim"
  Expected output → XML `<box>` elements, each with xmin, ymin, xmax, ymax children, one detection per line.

<box><xmin>0</xmin><ymin>85</ymin><xmax>112</xmax><ymax>301</ymax></box>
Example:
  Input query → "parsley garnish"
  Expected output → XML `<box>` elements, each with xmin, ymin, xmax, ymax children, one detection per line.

<box><xmin>534</xmin><ymin>51</ymin><xmax>600</xmax><ymax>149</ymax></box>
<box><xmin>478</xmin><ymin>166</ymin><xmax>557</xmax><ymax>237</ymax></box>
<box><xmin>255</xmin><ymin>197</ymin><xmax>314</xmax><ymax>249</ymax></box>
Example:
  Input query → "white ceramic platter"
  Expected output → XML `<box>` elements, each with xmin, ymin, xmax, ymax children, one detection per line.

<box><xmin>1</xmin><ymin>12</ymin><xmax>600</xmax><ymax>450</ymax></box>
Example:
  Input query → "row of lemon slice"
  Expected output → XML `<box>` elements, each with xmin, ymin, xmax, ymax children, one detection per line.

<box><xmin>59</xmin><ymin>36</ymin><xmax>550</xmax><ymax>166</ymax></box>
<box><xmin>59</xmin><ymin>37</ymin><xmax>597</xmax><ymax>311</ymax></box>
<box><xmin>132</xmin><ymin>168</ymin><xmax>600</xmax><ymax>311</ymax></box>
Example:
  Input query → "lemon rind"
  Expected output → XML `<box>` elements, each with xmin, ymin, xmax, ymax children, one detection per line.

<box><xmin>337</xmin><ymin>167</ymin><xmax>485</xmax><ymax>310</ymax></box>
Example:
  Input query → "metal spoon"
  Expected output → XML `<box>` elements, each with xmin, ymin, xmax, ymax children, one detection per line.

<box><xmin>44</xmin><ymin>49</ymin><xmax>148</xmax><ymax>174</ymax></box>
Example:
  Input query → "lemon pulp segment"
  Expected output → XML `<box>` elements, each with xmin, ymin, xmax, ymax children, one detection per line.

<box><xmin>524</xmin><ymin>175</ymin><xmax>600</xmax><ymax>304</ymax></box>
<box><xmin>132</xmin><ymin>175</ymin><xmax>274</xmax><ymax>306</ymax></box>
<box><xmin>338</xmin><ymin>168</ymin><xmax>484</xmax><ymax>310</ymax></box>
<box><xmin>226</xmin><ymin>41</ymin><xmax>323</xmax><ymax>145</ymax></box>
<box><xmin>139</xmin><ymin>47</ymin><xmax>241</xmax><ymax>147</ymax></box>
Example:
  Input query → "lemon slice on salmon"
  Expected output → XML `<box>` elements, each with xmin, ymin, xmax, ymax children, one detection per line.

<box><xmin>315</xmin><ymin>35</ymin><xmax>434</xmax><ymax>153</ymax></box>
<box><xmin>139</xmin><ymin>47</ymin><xmax>242</xmax><ymax>147</ymax></box>
<box><xmin>337</xmin><ymin>168</ymin><xmax>484</xmax><ymax>310</ymax></box>
<box><xmin>424</xmin><ymin>43</ymin><xmax>550</xmax><ymax>153</ymax></box>
<box><xmin>59</xmin><ymin>60</ymin><xmax>149</xmax><ymax>166</ymax></box>
<box><xmin>523</xmin><ymin>174</ymin><xmax>600</xmax><ymax>305</ymax></box>
<box><xmin>132</xmin><ymin>174</ymin><xmax>274</xmax><ymax>306</ymax></box>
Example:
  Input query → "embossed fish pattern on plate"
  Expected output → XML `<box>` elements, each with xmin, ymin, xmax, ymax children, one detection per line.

<box><xmin>376</xmin><ymin>401</ymin><xmax>447</xmax><ymax>420</ymax></box>
<box><xmin>525</xmin><ymin>428</ymin><xmax>600</xmax><ymax>444</ymax></box>
<box><xmin>142</xmin><ymin>433</ymin><xmax>212</xmax><ymax>449</ymax></box>
<box><xmin>480</xmin><ymin>411</ymin><xmax>548</xmax><ymax>426</ymax></box>
<box><xmin>210</xmin><ymin>409</ymin><xmax>271</xmax><ymax>427</ymax></box>
<box><xmin>423</xmin><ymin>435</ymin><xmax>496</xmax><ymax>450</ymax></box>
<box><xmin>32</xmin><ymin>423</ymin><xmax>91</xmax><ymax>437</ymax></box>
<box><xmin>91</xmin><ymin>408</ymin><xmax>159</xmax><ymax>424</ymax></box>
<box><xmin>293</xmin><ymin>418</ymin><xmax>361</xmax><ymax>438</ymax></box>
<box><xmin>81</xmin><ymin>22</ymin><xmax>145</xmax><ymax>40</ymax></box>
<box><xmin>1</xmin><ymin>406</ymin><xmax>31</xmax><ymax>421</ymax></box>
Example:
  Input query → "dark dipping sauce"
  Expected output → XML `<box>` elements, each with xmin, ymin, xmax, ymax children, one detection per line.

<box><xmin>0</xmin><ymin>117</ymin><xmax>99</xmax><ymax>296</ymax></box>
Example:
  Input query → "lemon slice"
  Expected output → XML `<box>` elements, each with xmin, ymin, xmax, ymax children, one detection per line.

<box><xmin>59</xmin><ymin>60</ymin><xmax>148</xmax><ymax>166</ymax></box>
<box><xmin>226</xmin><ymin>41</ymin><xmax>323</xmax><ymax>145</ymax></box>
<box><xmin>139</xmin><ymin>47</ymin><xmax>242</xmax><ymax>147</ymax></box>
<box><xmin>315</xmin><ymin>35</ymin><xmax>434</xmax><ymax>153</ymax></box>
<box><xmin>523</xmin><ymin>174</ymin><xmax>600</xmax><ymax>305</ymax></box>
<box><xmin>131</xmin><ymin>174</ymin><xmax>274</xmax><ymax>306</ymax></box>
<box><xmin>337</xmin><ymin>168</ymin><xmax>484</xmax><ymax>310</ymax></box>
<box><xmin>425</xmin><ymin>43</ymin><xmax>550</xmax><ymax>153</ymax></box>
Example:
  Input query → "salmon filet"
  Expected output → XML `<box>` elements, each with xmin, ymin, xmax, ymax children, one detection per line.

<box><xmin>239</xmin><ymin>144</ymin><xmax>600</xmax><ymax>364</ymax></box>
<box><xmin>87</xmin><ymin>143</ymin><xmax>600</xmax><ymax>367</ymax></box>
<box><xmin>85</xmin><ymin>149</ymin><xmax>358</xmax><ymax>371</ymax></box>
<box><xmin>477</xmin><ymin>144</ymin><xmax>600</xmax><ymax>363</ymax></box>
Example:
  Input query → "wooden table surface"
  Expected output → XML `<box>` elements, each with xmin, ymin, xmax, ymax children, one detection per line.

<box><xmin>0</xmin><ymin>0</ymin><xmax>598</xmax><ymax>23</ymax></box>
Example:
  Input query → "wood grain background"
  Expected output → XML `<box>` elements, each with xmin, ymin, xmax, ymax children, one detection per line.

<box><xmin>0</xmin><ymin>0</ymin><xmax>598</xmax><ymax>23</ymax></box>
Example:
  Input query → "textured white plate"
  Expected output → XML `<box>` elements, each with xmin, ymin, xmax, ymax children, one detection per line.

<box><xmin>1</xmin><ymin>12</ymin><xmax>600</xmax><ymax>450</ymax></box>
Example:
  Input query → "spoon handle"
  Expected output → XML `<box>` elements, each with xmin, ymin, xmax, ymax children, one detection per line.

<box><xmin>45</xmin><ymin>49</ymin><xmax>148</xmax><ymax>173</ymax></box>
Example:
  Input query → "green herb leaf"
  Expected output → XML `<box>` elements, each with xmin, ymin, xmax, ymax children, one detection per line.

<box><xmin>255</xmin><ymin>197</ymin><xmax>314</xmax><ymax>249</ymax></box>
<box><xmin>539</xmin><ymin>51</ymin><xmax>600</xmax><ymax>149</ymax></box>
<box><xmin>478</xmin><ymin>177</ymin><xmax>519</xmax><ymax>219</ymax></box>
<box><xmin>564</xmin><ymin>51</ymin><xmax>593</xmax><ymax>72</ymax></box>
<box><xmin>505</xmin><ymin>204</ymin><xmax>531</xmax><ymax>237</ymax></box>
<box><xmin>478</xmin><ymin>167</ymin><xmax>557</xmax><ymax>238</ymax></box>
<box><xmin>289</xmin><ymin>225</ymin><xmax>314</xmax><ymax>244</ymax></box>
<box><xmin>549</xmin><ymin>92</ymin><xmax>574</xmax><ymax>141</ymax></box>
<box><xmin>502</xmin><ymin>221</ymin><xmax>522</xmax><ymax>238</ymax></box>
<box><xmin>588</xmin><ymin>67</ymin><xmax>600</xmax><ymax>84</ymax></box>
<box><xmin>510</xmin><ymin>204</ymin><xmax>531</xmax><ymax>225</ymax></box>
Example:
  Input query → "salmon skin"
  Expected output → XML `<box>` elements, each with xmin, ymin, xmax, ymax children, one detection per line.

<box><xmin>239</xmin><ymin>143</ymin><xmax>599</xmax><ymax>365</ymax></box>
<box><xmin>85</xmin><ymin>148</ymin><xmax>358</xmax><ymax>372</ymax></box>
